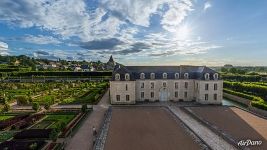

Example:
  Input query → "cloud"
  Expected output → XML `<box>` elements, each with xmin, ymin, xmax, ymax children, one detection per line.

<box><xmin>0</xmin><ymin>41</ymin><xmax>9</xmax><ymax>55</ymax></box>
<box><xmin>23</xmin><ymin>35</ymin><xmax>62</xmax><ymax>45</ymax></box>
<box><xmin>80</xmin><ymin>38</ymin><xmax>124</xmax><ymax>50</ymax></box>
<box><xmin>0</xmin><ymin>0</ymin><xmax>91</xmax><ymax>40</ymax></box>
<box><xmin>204</xmin><ymin>1</ymin><xmax>212</xmax><ymax>11</ymax></box>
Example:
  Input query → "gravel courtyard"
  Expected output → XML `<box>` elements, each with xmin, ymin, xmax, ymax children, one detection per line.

<box><xmin>104</xmin><ymin>107</ymin><xmax>204</xmax><ymax>150</ymax></box>
<box><xmin>186</xmin><ymin>106</ymin><xmax>267</xmax><ymax>149</ymax></box>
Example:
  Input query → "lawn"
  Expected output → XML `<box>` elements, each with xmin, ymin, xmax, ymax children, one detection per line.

<box><xmin>32</xmin><ymin>114</ymin><xmax>76</xmax><ymax>130</ymax></box>
<box><xmin>0</xmin><ymin>115</ymin><xmax>15</xmax><ymax>121</ymax></box>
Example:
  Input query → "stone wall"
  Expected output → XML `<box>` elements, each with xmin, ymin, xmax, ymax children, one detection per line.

<box><xmin>249</xmin><ymin>105</ymin><xmax>267</xmax><ymax>117</ymax></box>
<box><xmin>223</xmin><ymin>93</ymin><xmax>250</xmax><ymax>106</ymax></box>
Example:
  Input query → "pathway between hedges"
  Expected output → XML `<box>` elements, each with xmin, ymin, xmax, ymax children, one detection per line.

<box><xmin>168</xmin><ymin>105</ymin><xmax>236</xmax><ymax>150</ymax></box>
<box><xmin>65</xmin><ymin>89</ymin><xmax>110</xmax><ymax>150</ymax></box>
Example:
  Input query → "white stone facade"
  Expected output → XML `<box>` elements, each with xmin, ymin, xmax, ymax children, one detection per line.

<box><xmin>110</xmin><ymin>65</ymin><xmax>223</xmax><ymax>105</ymax></box>
<box><xmin>110</xmin><ymin>79</ymin><xmax>223</xmax><ymax>104</ymax></box>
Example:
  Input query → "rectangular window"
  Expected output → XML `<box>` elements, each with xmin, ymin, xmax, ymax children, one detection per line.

<box><xmin>205</xmin><ymin>94</ymin><xmax>209</xmax><ymax>100</ymax></box>
<box><xmin>126</xmin><ymin>95</ymin><xmax>130</xmax><ymax>101</ymax></box>
<box><xmin>205</xmin><ymin>84</ymin><xmax>209</xmax><ymax>90</ymax></box>
<box><xmin>151</xmin><ymin>92</ymin><xmax>154</xmax><ymax>98</ymax></box>
<box><xmin>184</xmin><ymin>92</ymin><xmax>187</xmax><ymax>98</ymax></box>
<box><xmin>214</xmin><ymin>94</ymin><xmax>217</xmax><ymax>100</ymax></box>
<box><xmin>214</xmin><ymin>84</ymin><xmax>218</xmax><ymax>91</ymax></box>
<box><xmin>126</xmin><ymin>84</ymin><xmax>128</xmax><ymax>91</ymax></box>
<box><xmin>163</xmin><ymin>82</ymin><xmax>167</xmax><ymax>87</ymax></box>
<box><xmin>185</xmin><ymin>82</ymin><xmax>188</xmax><ymax>89</ymax></box>
<box><xmin>116</xmin><ymin>95</ymin><xmax>120</xmax><ymax>101</ymax></box>
<box><xmin>175</xmin><ymin>82</ymin><xmax>179</xmax><ymax>89</ymax></box>
<box><xmin>175</xmin><ymin>91</ymin><xmax>178</xmax><ymax>98</ymax></box>
<box><xmin>141</xmin><ymin>92</ymin><xmax>144</xmax><ymax>98</ymax></box>
<box><xmin>141</xmin><ymin>82</ymin><xmax>144</xmax><ymax>88</ymax></box>
<box><xmin>197</xmin><ymin>83</ymin><xmax>199</xmax><ymax>89</ymax></box>
<box><xmin>151</xmin><ymin>82</ymin><xmax>154</xmax><ymax>89</ymax></box>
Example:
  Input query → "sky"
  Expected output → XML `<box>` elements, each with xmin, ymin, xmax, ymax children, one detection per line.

<box><xmin>0</xmin><ymin>0</ymin><xmax>267</xmax><ymax>66</ymax></box>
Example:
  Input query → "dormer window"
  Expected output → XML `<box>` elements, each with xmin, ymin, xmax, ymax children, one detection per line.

<box><xmin>115</xmin><ymin>73</ymin><xmax>120</xmax><ymax>81</ymax></box>
<box><xmin>175</xmin><ymin>73</ymin><xmax>179</xmax><ymax>79</ymax></box>
<box><xmin>213</xmin><ymin>73</ymin><xmax>219</xmax><ymax>80</ymax></box>
<box><xmin>125</xmin><ymin>73</ymin><xmax>130</xmax><ymax>81</ymax></box>
<box><xmin>205</xmin><ymin>73</ymin><xmax>210</xmax><ymax>80</ymax></box>
<box><xmin>150</xmin><ymin>73</ymin><xmax>155</xmax><ymax>79</ymax></box>
<box><xmin>184</xmin><ymin>73</ymin><xmax>189</xmax><ymax>79</ymax></box>
<box><xmin>140</xmin><ymin>73</ymin><xmax>145</xmax><ymax>79</ymax></box>
<box><xmin>163</xmin><ymin>73</ymin><xmax>168</xmax><ymax>79</ymax></box>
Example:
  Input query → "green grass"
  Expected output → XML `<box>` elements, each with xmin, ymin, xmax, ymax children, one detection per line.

<box><xmin>31</xmin><ymin>120</ymin><xmax>55</xmax><ymax>129</ymax></box>
<box><xmin>0</xmin><ymin>115</ymin><xmax>14</xmax><ymax>121</ymax></box>
<box><xmin>0</xmin><ymin>131</ymin><xmax>17</xmax><ymax>142</ymax></box>
<box><xmin>35</xmin><ymin>114</ymin><xmax>76</xmax><ymax>129</ymax></box>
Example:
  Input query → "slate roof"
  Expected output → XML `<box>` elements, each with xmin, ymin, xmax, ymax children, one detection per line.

<box><xmin>111</xmin><ymin>65</ymin><xmax>220</xmax><ymax>81</ymax></box>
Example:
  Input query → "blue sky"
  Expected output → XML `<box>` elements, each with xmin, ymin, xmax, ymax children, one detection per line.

<box><xmin>0</xmin><ymin>0</ymin><xmax>267</xmax><ymax>66</ymax></box>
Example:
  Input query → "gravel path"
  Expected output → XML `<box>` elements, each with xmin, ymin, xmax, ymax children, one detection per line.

<box><xmin>65</xmin><ymin>89</ymin><xmax>110</xmax><ymax>150</ymax></box>
<box><xmin>168</xmin><ymin>105</ymin><xmax>236</xmax><ymax>150</ymax></box>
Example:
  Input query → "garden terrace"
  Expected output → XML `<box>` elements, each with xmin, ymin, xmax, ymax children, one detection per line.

<box><xmin>185</xmin><ymin>106</ymin><xmax>267</xmax><ymax>149</ymax></box>
<box><xmin>14</xmin><ymin>129</ymin><xmax>53</xmax><ymax>139</ymax></box>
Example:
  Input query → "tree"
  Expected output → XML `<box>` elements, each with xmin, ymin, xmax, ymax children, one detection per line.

<box><xmin>44</xmin><ymin>103</ymin><xmax>51</xmax><ymax>111</ymax></box>
<box><xmin>229</xmin><ymin>68</ymin><xmax>237</xmax><ymax>74</ymax></box>
<box><xmin>2</xmin><ymin>104</ymin><xmax>10</xmax><ymax>113</ymax></box>
<box><xmin>81</xmin><ymin>104</ymin><xmax>87</xmax><ymax>113</ymax></box>
<box><xmin>221</xmin><ymin>67</ymin><xmax>228</xmax><ymax>73</ymax></box>
<box><xmin>32</xmin><ymin>102</ymin><xmax>40</xmax><ymax>112</ymax></box>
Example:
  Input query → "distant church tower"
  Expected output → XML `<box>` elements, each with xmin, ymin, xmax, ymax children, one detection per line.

<box><xmin>106</xmin><ymin>55</ymin><xmax>116</xmax><ymax>70</ymax></box>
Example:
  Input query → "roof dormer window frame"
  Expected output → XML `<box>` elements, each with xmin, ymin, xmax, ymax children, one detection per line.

<box><xmin>184</xmin><ymin>73</ymin><xmax>189</xmax><ymax>79</ymax></box>
<box><xmin>115</xmin><ymin>73</ymin><xmax>120</xmax><ymax>81</ymax></box>
<box><xmin>163</xmin><ymin>73</ymin><xmax>168</xmax><ymax>79</ymax></box>
<box><xmin>205</xmin><ymin>73</ymin><xmax>210</xmax><ymax>80</ymax></box>
<box><xmin>175</xmin><ymin>73</ymin><xmax>179</xmax><ymax>79</ymax></box>
<box><xmin>150</xmin><ymin>73</ymin><xmax>155</xmax><ymax>79</ymax></box>
<box><xmin>213</xmin><ymin>73</ymin><xmax>219</xmax><ymax>80</ymax></box>
<box><xmin>140</xmin><ymin>73</ymin><xmax>145</xmax><ymax>79</ymax></box>
<box><xmin>125</xmin><ymin>73</ymin><xmax>130</xmax><ymax>81</ymax></box>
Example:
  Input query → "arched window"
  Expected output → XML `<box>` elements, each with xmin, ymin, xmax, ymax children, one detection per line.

<box><xmin>115</xmin><ymin>73</ymin><xmax>120</xmax><ymax>81</ymax></box>
<box><xmin>175</xmin><ymin>73</ymin><xmax>179</xmax><ymax>79</ymax></box>
<box><xmin>125</xmin><ymin>73</ymin><xmax>130</xmax><ymax>81</ymax></box>
<box><xmin>163</xmin><ymin>73</ymin><xmax>168</xmax><ymax>79</ymax></box>
<box><xmin>205</xmin><ymin>73</ymin><xmax>210</xmax><ymax>80</ymax></box>
<box><xmin>140</xmin><ymin>73</ymin><xmax>145</xmax><ymax>79</ymax></box>
<box><xmin>213</xmin><ymin>73</ymin><xmax>219</xmax><ymax>80</ymax></box>
<box><xmin>184</xmin><ymin>73</ymin><xmax>189</xmax><ymax>79</ymax></box>
<box><xmin>150</xmin><ymin>73</ymin><xmax>155</xmax><ymax>79</ymax></box>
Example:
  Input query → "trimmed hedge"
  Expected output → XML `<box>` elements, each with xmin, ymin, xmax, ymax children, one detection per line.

<box><xmin>224</xmin><ymin>88</ymin><xmax>267</xmax><ymax>111</ymax></box>
<box><xmin>251</xmin><ymin>101</ymin><xmax>267</xmax><ymax>111</ymax></box>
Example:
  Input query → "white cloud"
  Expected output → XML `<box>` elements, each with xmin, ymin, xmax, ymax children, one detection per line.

<box><xmin>0</xmin><ymin>0</ymin><xmax>91</xmax><ymax>40</ymax></box>
<box><xmin>204</xmin><ymin>1</ymin><xmax>212</xmax><ymax>11</ymax></box>
<box><xmin>23</xmin><ymin>35</ymin><xmax>62</xmax><ymax>45</ymax></box>
<box><xmin>0</xmin><ymin>41</ymin><xmax>9</xmax><ymax>55</ymax></box>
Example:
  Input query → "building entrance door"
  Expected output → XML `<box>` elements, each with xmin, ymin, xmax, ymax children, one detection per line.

<box><xmin>159</xmin><ymin>87</ymin><xmax>169</xmax><ymax>101</ymax></box>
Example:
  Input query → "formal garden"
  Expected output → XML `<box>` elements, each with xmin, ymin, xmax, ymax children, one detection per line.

<box><xmin>0</xmin><ymin>81</ymin><xmax>108</xmax><ymax>112</ymax></box>
<box><xmin>0</xmin><ymin>108</ymin><xmax>90</xmax><ymax>149</ymax></box>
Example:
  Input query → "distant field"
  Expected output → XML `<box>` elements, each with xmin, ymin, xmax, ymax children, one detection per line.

<box><xmin>105</xmin><ymin>107</ymin><xmax>203</xmax><ymax>150</ymax></box>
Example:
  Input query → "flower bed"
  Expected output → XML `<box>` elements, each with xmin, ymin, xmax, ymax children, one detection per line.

<box><xmin>14</xmin><ymin>129</ymin><xmax>53</xmax><ymax>139</ymax></box>
<box><xmin>12</xmin><ymin>114</ymin><xmax>45</xmax><ymax>130</ymax></box>
<box><xmin>0</xmin><ymin>114</ymin><xmax>29</xmax><ymax>130</ymax></box>
<box><xmin>59</xmin><ymin>113</ymin><xmax>84</xmax><ymax>138</ymax></box>
<box><xmin>0</xmin><ymin>140</ymin><xmax>46</xmax><ymax>149</ymax></box>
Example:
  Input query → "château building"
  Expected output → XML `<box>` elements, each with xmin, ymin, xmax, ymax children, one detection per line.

<box><xmin>110</xmin><ymin>65</ymin><xmax>223</xmax><ymax>104</ymax></box>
